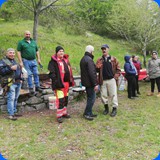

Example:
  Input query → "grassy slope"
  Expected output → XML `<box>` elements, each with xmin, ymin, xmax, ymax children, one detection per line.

<box><xmin>0</xmin><ymin>20</ymin><xmax>141</xmax><ymax>75</ymax></box>
<box><xmin>1</xmin><ymin>21</ymin><xmax>159</xmax><ymax>160</ymax></box>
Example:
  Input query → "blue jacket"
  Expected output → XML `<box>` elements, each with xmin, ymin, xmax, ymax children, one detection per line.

<box><xmin>124</xmin><ymin>55</ymin><xmax>136</xmax><ymax>76</ymax></box>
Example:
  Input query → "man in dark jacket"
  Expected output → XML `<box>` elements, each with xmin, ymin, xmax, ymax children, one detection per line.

<box><xmin>0</xmin><ymin>48</ymin><xmax>23</xmax><ymax>120</ymax></box>
<box><xmin>48</xmin><ymin>46</ymin><xmax>75</xmax><ymax>123</ymax></box>
<box><xmin>80</xmin><ymin>45</ymin><xmax>99</xmax><ymax>120</ymax></box>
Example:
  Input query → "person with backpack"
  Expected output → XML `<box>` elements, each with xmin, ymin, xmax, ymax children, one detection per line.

<box><xmin>0</xmin><ymin>48</ymin><xmax>23</xmax><ymax>120</ymax></box>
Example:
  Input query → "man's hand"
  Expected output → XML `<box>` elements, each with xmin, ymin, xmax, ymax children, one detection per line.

<box><xmin>11</xmin><ymin>65</ymin><xmax>17</xmax><ymax>71</ymax></box>
<box><xmin>37</xmin><ymin>58</ymin><xmax>41</xmax><ymax>65</ymax></box>
<box><xmin>94</xmin><ymin>85</ymin><xmax>99</xmax><ymax>92</ymax></box>
<box><xmin>19</xmin><ymin>62</ymin><xmax>24</xmax><ymax>68</ymax></box>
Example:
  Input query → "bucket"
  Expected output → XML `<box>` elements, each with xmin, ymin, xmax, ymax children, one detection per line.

<box><xmin>48</xmin><ymin>96</ymin><xmax>57</xmax><ymax>110</ymax></box>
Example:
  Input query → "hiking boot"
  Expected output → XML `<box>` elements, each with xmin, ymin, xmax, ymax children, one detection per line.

<box><xmin>83</xmin><ymin>114</ymin><xmax>94</xmax><ymax>121</ymax></box>
<box><xmin>8</xmin><ymin>115</ymin><xmax>17</xmax><ymax>121</ymax></box>
<box><xmin>57</xmin><ymin>117</ymin><xmax>63</xmax><ymax>123</ymax></box>
<box><xmin>90</xmin><ymin>114</ymin><xmax>97</xmax><ymax>117</ymax></box>
<box><xmin>35</xmin><ymin>87</ymin><xmax>42</xmax><ymax>92</ymax></box>
<box><xmin>137</xmin><ymin>91</ymin><xmax>141</xmax><ymax>95</ymax></box>
<box><xmin>63</xmin><ymin>114</ymin><xmax>71</xmax><ymax>118</ymax></box>
<box><xmin>110</xmin><ymin>107</ymin><xmax>117</xmax><ymax>117</ymax></box>
<box><xmin>29</xmin><ymin>88</ymin><xmax>35</xmax><ymax>94</ymax></box>
<box><xmin>103</xmin><ymin>104</ymin><xmax>109</xmax><ymax>115</ymax></box>
<box><xmin>147</xmin><ymin>92</ymin><xmax>154</xmax><ymax>96</ymax></box>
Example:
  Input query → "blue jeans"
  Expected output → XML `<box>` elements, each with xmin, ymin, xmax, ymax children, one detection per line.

<box><xmin>23</xmin><ymin>58</ymin><xmax>40</xmax><ymax>88</ymax></box>
<box><xmin>84</xmin><ymin>87</ymin><xmax>96</xmax><ymax>116</ymax></box>
<box><xmin>7</xmin><ymin>82</ymin><xmax>22</xmax><ymax>116</ymax></box>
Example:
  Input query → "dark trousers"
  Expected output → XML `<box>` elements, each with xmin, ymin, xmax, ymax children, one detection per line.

<box><xmin>150</xmin><ymin>77</ymin><xmax>160</xmax><ymax>92</ymax></box>
<box><xmin>125</xmin><ymin>75</ymin><xmax>136</xmax><ymax>98</ymax></box>
<box><xmin>84</xmin><ymin>87</ymin><xmax>96</xmax><ymax>116</ymax></box>
<box><xmin>135</xmin><ymin>75</ymin><xmax>139</xmax><ymax>93</ymax></box>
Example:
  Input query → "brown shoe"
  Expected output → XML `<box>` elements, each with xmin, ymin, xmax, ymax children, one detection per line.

<box><xmin>8</xmin><ymin>115</ymin><xmax>17</xmax><ymax>121</ymax></box>
<box><xmin>147</xmin><ymin>92</ymin><xmax>154</xmax><ymax>96</ymax></box>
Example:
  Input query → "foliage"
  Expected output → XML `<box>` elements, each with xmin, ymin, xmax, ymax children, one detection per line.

<box><xmin>71</xmin><ymin>0</ymin><xmax>117</xmax><ymax>35</ymax></box>
<box><xmin>108</xmin><ymin>0</ymin><xmax>160</xmax><ymax>66</ymax></box>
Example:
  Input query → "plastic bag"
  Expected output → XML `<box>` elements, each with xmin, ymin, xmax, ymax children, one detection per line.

<box><xmin>118</xmin><ymin>74</ymin><xmax>125</xmax><ymax>91</ymax></box>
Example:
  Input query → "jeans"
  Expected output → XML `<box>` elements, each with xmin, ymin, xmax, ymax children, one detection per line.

<box><xmin>84</xmin><ymin>87</ymin><xmax>96</xmax><ymax>116</ymax></box>
<box><xmin>7</xmin><ymin>82</ymin><xmax>22</xmax><ymax>116</ymax></box>
<box><xmin>22</xmin><ymin>58</ymin><xmax>40</xmax><ymax>88</ymax></box>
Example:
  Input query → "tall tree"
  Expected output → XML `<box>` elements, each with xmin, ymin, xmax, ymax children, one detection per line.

<box><xmin>108</xmin><ymin>0</ymin><xmax>160</xmax><ymax>67</ymax></box>
<box><xmin>16</xmin><ymin>0</ymin><xmax>63</xmax><ymax>41</ymax></box>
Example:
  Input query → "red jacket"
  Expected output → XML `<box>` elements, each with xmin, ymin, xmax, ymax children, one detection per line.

<box><xmin>133</xmin><ymin>61</ymin><xmax>141</xmax><ymax>75</ymax></box>
<box><xmin>48</xmin><ymin>54</ymin><xmax>75</xmax><ymax>90</ymax></box>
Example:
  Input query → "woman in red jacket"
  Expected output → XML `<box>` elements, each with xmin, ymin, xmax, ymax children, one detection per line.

<box><xmin>48</xmin><ymin>46</ymin><xmax>75</xmax><ymax>123</ymax></box>
<box><xmin>132</xmin><ymin>55</ymin><xmax>141</xmax><ymax>95</ymax></box>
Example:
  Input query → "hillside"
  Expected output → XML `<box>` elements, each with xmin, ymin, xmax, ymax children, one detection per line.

<box><xmin>0</xmin><ymin>20</ymin><xmax>139</xmax><ymax>75</ymax></box>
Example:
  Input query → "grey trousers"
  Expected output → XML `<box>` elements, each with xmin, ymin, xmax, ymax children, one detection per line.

<box><xmin>100</xmin><ymin>78</ymin><xmax>118</xmax><ymax>108</ymax></box>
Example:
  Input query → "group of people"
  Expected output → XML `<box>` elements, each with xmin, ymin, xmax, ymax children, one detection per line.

<box><xmin>80</xmin><ymin>44</ymin><xmax>121</xmax><ymax>121</ymax></box>
<box><xmin>1</xmin><ymin>30</ymin><xmax>160</xmax><ymax>123</ymax></box>
<box><xmin>124</xmin><ymin>51</ymin><xmax>160</xmax><ymax>99</ymax></box>
<box><xmin>0</xmin><ymin>31</ymin><xmax>42</xmax><ymax>120</ymax></box>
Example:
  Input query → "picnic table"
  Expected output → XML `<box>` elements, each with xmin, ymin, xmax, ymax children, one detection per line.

<box><xmin>121</xmin><ymin>69</ymin><xmax>148</xmax><ymax>81</ymax></box>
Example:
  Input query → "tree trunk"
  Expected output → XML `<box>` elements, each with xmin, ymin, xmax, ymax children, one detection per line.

<box><xmin>142</xmin><ymin>49</ymin><xmax>147</xmax><ymax>68</ymax></box>
<box><xmin>33</xmin><ymin>11</ymin><xmax>39</xmax><ymax>42</ymax></box>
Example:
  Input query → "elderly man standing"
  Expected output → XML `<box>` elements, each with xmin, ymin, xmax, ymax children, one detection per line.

<box><xmin>96</xmin><ymin>44</ymin><xmax>121</xmax><ymax>117</ymax></box>
<box><xmin>0</xmin><ymin>48</ymin><xmax>23</xmax><ymax>120</ymax></box>
<box><xmin>17</xmin><ymin>30</ymin><xmax>42</xmax><ymax>95</ymax></box>
<box><xmin>80</xmin><ymin>45</ymin><xmax>99</xmax><ymax>121</ymax></box>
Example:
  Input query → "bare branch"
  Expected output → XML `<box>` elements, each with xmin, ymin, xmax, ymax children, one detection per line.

<box><xmin>17</xmin><ymin>0</ymin><xmax>34</xmax><ymax>12</ymax></box>
<box><xmin>40</xmin><ymin>0</ymin><xmax>59</xmax><ymax>12</ymax></box>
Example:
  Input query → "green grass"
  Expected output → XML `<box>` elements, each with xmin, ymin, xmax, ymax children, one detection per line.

<box><xmin>0</xmin><ymin>81</ymin><xmax>160</xmax><ymax>160</ymax></box>
<box><xmin>0</xmin><ymin>20</ymin><xmax>144</xmax><ymax>75</ymax></box>
<box><xmin>0</xmin><ymin>20</ymin><xmax>159</xmax><ymax>159</ymax></box>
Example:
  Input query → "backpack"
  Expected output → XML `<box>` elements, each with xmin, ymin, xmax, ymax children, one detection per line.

<box><xmin>0</xmin><ymin>58</ymin><xmax>15</xmax><ymax>88</ymax></box>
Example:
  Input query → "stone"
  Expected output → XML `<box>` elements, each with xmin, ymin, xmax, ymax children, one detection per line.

<box><xmin>24</xmin><ymin>105</ymin><xmax>37</xmax><ymax>112</ymax></box>
<box><xmin>42</xmin><ymin>89</ymin><xmax>53</xmax><ymax>95</ymax></box>
<box><xmin>43</xmin><ymin>94</ymin><xmax>54</xmax><ymax>101</ymax></box>
<box><xmin>33</xmin><ymin>103</ymin><xmax>47</xmax><ymax>110</ymax></box>
<box><xmin>1</xmin><ymin>105</ymin><xmax>7</xmax><ymax>112</ymax></box>
<box><xmin>26</xmin><ymin>96</ymin><xmax>43</xmax><ymax>105</ymax></box>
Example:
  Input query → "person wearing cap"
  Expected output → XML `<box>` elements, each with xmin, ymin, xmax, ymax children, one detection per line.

<box><xmin>0</xmin><ymin>48</ymin><xmax>23</xmax><ymax>120</ymax></box>
<box><xmin>80</xmin><ymin>45</ymin><xmax>99</xmax><ymax>121</ymax></box>
<box><xmin>124</xmin><ymin>55</ymin><xmax>137</xmax><ymax>99</ymax></box>
<box><xmin>17</xmin><ymin>31</ymin><xmax>42</xmax><ymax>95</ymax></box>
<box><xmin>147</xmin><ymin>51</ymin><xmax>160</xmax><ymax>97</ymax></box>
<box><xmin>48</xmin><ymin>46</ymin><xmax>75</xmax><ymax>123</ymax></box>
<box><xmin>96</xmin><ymin>44</ymin><xmax>121</xmax><ymax>117</ymax></box>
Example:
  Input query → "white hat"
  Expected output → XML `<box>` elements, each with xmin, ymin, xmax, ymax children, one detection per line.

<box><xmin>85</xmin><ymin>45</ymin><xmax>94</xmax><ymax>53</ymax></box>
